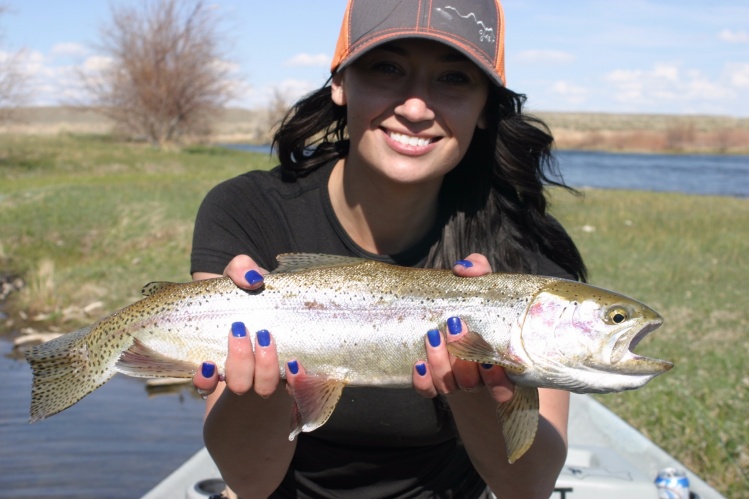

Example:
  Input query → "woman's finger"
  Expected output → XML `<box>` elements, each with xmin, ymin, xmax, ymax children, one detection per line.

<box><xmin>224</xmin><ymin>254</ymin><xmax>268</xmax><ymax>291</ymax></box>
<box><xmin>192</xmin><ymin>361</ymin><xmax>219</xmax><ymax>399</ymax></box>
<box><xmin>224</xmin><ymin>321</ymin><xmax>255</xmax><ymax>395</ymax></box>
<box><xmin>424</xmin><ymin>328</ymin><xmax>458</xmax><ymax>394</ymax></box>
<box><xmin>444</xmin><ymin>317</ymin><xmax>483</xmax><ymax>391</ymax></box>
<box><xmin>412</xmin><ymin>361</ymin><xmax>438</xmax><ymax>398</ymax></box>
<box><xmin>253</xmin><ymin>329</ymin><xmax>280</xmax><ymax>397</ymax></box>
<box><xmin>452</xmin><ymin>253</ymin><xmax>492</xmax><ymax>277</ymax></box>
<box><xmin>479</xmin><ymin>363</ymin><xmax>515</xmax><ymax>404</ymax></box>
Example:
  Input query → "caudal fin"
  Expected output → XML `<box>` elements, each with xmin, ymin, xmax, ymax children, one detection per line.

<box><xmin>25</xmin><ymin>325</ymin><xmax>117</xmax><ymax>422</ymax></box>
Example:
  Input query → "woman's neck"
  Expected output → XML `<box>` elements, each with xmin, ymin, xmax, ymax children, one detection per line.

<box><xmin>328</xmin><ymin>158</ymin><xmax>442</xmax><ymax>255</ymax></box>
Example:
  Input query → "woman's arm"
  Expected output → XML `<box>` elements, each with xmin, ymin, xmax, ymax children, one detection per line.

<box><xmin>192</xmin><ymin>257</ymin><xmax>297</xmax><ymax>498</ymax></box>
<box><xmin>448</xmin><ymin>388</ymin><xmax>568</xmax><ymax>498</ymax></box>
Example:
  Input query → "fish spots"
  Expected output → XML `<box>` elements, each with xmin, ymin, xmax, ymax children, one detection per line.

<box><xmin>304</xmin><ymin>300</ymin><xmax>327</xmax><ymax>310</ymax></box>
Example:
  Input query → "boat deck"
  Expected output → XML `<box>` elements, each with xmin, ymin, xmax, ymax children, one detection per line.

<box><xmin>143</xmin><ymin>394</ymin><xmax>724</xmax><ymax>498</ymax></box>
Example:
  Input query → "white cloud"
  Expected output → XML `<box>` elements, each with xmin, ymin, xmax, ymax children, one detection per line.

<box><xmin>603</xmin><ymin>62</ymin><xmax>743</xmax><ymax>114</ymax></box>
<box><xmin>726</xmin><ymin>63</ymin><xmax>749</xmax><ymax>88</ymax></box>
<box><xmin>51</xmin><ymin>43</ymin><xmax>89</xmax><ymax>58</ymax></box>
<box><xmin>231</xmin><ymin>78</ymin><xmax>317</xmax><ymax>109</ymax></box>
<box><xmin>550</xmin><ymin>80</ymin><xmax>588</xmax><ymax>104</ymax></box>
<box><xmin>718</xmin><ymin>29</ymin><xmax>749</xmax><ymax>43</ymax></box>
<box><xmin>516</xmin><ymin>50</ymin><xmax>575</xmax><ymax>65</ymax></box>
<box><xmin>285</xmin><ymin>53</ymin><xmax>329</xmax><ymax>67</ymax></box>
<box><xmin>82</xmin><ymin>55</ymin><xmax>113</xmax><ymax>72</ymax></box>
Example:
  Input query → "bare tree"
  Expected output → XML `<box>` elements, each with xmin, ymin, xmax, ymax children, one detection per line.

<box><xmin>0</xmin><ymin>4</ymin><xmax>30</xmax><ymax>124</ymax></box>
<box><xmin>82</xmin><ymin>0</ymin><xmax>237</xmax><ymax>146</ymax></box>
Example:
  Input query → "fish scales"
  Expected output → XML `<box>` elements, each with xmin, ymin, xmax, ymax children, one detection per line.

<box><xmin>26</xmin><ymin>253</ymin><xmax>672</xmax><ymax>463</ymax></box>
<box><xmin>126</xmin><ymin>262</ymin><xmax>546</xmax><ymax>385</ymax></box>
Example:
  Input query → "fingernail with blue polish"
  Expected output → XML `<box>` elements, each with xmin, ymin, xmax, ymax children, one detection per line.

<box><xmin>415</xmin><ymin>363</ymin><xmax>427</xmax><ymax>376</ymax></box>
<box><xmin>231</xmin><ymin>321</ymin><xmax>246</xmax><ymax>337</ymax></box>
<box><xmin>201</xmin><ymin>362</ymin><xmax>215</xmax><ymax>378</ymax></box>
<box><xmin>245</xmin><ymin>270</ymin><xmax>263</xmax><ymax>286</ymax></box>
<box><xmin>256</xmin><ymin>329</ymin><xmax>270</xmax><ymax>347</ymax></box>
<box><xmin>447</xmin><ymin>317</ymin><xmax>462</xmax><ymax>335</ymax></box>
<box><xmin>427</xmin><ymin>329</ymin><xmax>441</xmax><ymax>348</ymax></box>
<box><xmin>287</xmin><ymin>360</ymin><xmax>299</xmax><ymax>375</ymax></box>
<box><xmin>454</xmin><ymin>259</ymin><xmax>473</xmax><ymax>268</ymax></box>
<box><xmin>481</xmin><ymin>363</ymin><xmax>494</xmax><ymax>370</ymax></box>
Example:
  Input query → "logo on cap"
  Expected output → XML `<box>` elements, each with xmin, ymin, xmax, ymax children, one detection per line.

<box><xmin>436</xmin><ymin>6</ymin><xmax>496</xmax><ymax>43</ymax></box>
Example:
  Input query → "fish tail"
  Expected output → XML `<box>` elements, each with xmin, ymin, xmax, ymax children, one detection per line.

<box><xmin>25</xmin><ymin>324</ymin><xmax>117</xmax><ymax>422</ymax></box>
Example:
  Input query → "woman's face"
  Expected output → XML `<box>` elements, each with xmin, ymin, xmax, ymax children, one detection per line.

<box><xmin>332</xmin><ymin>39</ymin><xmax>490</xmax><ymax>186</ymax></box>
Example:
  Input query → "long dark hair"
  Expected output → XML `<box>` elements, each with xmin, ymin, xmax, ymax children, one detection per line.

<box><xmin>272</xmin><ymin>81</ymin><xmax>587</xmax><ymax>281</ymax></box>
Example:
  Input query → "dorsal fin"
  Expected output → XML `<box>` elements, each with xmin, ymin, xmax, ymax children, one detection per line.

<box><xmin>272</xmin><ymin>253</ymin><xmax>365</xmax><ymax>274</ymax></box>
<box><xmin>141</xmin><ymin>281</ymin><xmax>178</xmax><ymax>296</ymax></box>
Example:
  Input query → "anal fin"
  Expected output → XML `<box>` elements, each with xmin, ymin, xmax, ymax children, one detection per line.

<box><xmin>497</xmin><ymin>385</ymin><xmax>540</xmax><ymax>463</ymax></box>
<box><xmin>288</xmin><ymin>374</ymin><xmax>345</xmax><ymax>440</ymax></box>
<box><xmin>446</xmin><ymin>331</ymin><xmax>526</xmax><ymax>373</ymax></box>
<box><xmin>116</xmin><ymin>338</ymin><xmax>198</xmax><ymax>378</ymax></box>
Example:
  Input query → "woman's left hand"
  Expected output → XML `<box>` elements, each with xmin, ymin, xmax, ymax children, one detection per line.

<box><xmin>412</xmin><ymin>253</ymin><xmax>515</xmax><ymax>404</ymax></box>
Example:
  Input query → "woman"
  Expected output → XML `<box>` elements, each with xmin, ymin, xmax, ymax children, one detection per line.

<box><xmin>192</xmin><ymin>0</ymin><xmax>586</xmax><ymax>497</ymax></box>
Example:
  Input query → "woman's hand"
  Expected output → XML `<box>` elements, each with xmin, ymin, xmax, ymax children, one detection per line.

<box><xmin>192</xmin><ymin>254</ymin><xmax>280</xmax><ymax>398</ymax></box>
<box><xmin>412</xmin><ymin>253</ymin><xmax>515</xmax><ymax>403</ymax></box>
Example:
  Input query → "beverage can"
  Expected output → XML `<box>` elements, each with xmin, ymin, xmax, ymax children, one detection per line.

<box><xmin>655</xmin><ymin>467</ymin><xmax>690</xmax><ymax>499</ymax></box>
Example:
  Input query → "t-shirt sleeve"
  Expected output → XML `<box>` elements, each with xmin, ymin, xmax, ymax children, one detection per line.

<box><xmin>190</xmin><ymin>176</ymin><xmax>274</xmax><ymax>276</ymax></box>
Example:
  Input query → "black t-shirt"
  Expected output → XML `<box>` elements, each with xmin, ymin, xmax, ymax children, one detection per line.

<box><xmin>191</xmin><ymin>161</ymin><xmax>571</xmax><ymax>498</ymax></box>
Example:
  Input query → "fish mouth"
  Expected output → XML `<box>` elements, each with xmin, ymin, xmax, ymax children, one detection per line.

<box><xmin>610</xmin><ymin>317</ymin><xmax>673</xmax><ymax>375</ymax></box>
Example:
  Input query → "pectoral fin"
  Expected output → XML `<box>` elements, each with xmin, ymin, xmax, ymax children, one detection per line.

<box><xmin>116</xmin><ymin>338</ymin><xmax>197</xmax><ymax>378</ymax></box>
<box><xmin>497</xmin><ymin>385</ymin><xmax>539</xmax><ymax>463</ymax></box>
<box><xmin>288</xmin><ymin>374</ymin><xmax>345</xmax><ymax>440</ymax></box>
<box><xmin>446</xmin><ymin>331</ymin><xmax>526</xmax><ymax>373</ymax></box>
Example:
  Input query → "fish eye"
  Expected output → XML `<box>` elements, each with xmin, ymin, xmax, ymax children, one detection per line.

<box><xmin>606</xmin><ymin>307</ymin><xmax>629</xmax><ymax>324</ymax></box>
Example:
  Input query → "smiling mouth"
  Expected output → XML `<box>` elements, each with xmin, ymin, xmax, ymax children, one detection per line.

<box><xmin>387</xmin><ymin>130</ymin><xmax>438</xmax><ymax>148</ymax></box>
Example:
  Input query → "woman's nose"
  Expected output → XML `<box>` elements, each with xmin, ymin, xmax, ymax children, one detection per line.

<box><xmin>393</xmin><ymin>83</ymin><xmax>436</xmax><ymax>123</ymax></box>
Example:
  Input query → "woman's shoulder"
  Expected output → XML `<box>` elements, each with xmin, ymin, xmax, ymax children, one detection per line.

<box><xmin>209</xmin><ymin>161</ymin><xmax>333</xmax><ymax>199</ymax></box>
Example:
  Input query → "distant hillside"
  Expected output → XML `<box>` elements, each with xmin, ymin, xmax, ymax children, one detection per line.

<box><xmin>2</xmin><ymin>106</ymin><xmax>748</xmax><ymax>154</ymax></box>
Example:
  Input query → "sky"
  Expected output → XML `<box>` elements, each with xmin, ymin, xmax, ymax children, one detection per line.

<box><xmin>1</xmin><ymin>0</ymin><xmax>748</xmax><ymax>116</ymax></box>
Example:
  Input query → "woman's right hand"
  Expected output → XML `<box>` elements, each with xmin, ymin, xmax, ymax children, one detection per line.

<box><xmin>192</xmin><ymin>255</ymin><xmax>281</xmax><ymax>398</ymax></box>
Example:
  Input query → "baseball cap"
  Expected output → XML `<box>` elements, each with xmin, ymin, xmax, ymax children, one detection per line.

<box><xmin>331</xmin><ymin>0</ymin><xmax>506</xmax><ymax>87</ymax></box>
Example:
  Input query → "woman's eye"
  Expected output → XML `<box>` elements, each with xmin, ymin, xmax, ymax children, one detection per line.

<box><xmin>440</xmin><ymin>72</ymin><xmax>470</xmax><ymax>84</ymax></box>
<box><xmin>371</xmin><ymin>62</ymin><xmax>401</xmax><ymax>74</ymax></box>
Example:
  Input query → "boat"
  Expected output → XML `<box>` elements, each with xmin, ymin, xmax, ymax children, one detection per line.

<box><xmin>142</xmin><ymin>394</ymin><xmax>724</xmax><ymax>498</ymax></box>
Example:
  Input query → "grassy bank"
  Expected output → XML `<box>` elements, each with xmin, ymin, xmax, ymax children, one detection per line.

<box><xmin>1</xmin><ymin>134</ymin><xmax>747</xmax><ymax>496</ymax></box>
<box><xmin>4</xmin><ymin>106</ymin><xmax>749</xmax><ymax>154</ymax></box>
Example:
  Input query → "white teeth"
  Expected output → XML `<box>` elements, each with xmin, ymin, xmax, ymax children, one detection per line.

<box><xmin>389</xmin><ymin>132</ymin><xmax>432</xmax><ymax>147</ymax></box>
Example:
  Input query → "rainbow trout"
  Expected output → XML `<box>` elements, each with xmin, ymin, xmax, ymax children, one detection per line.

<box><xmin>26</xmin><ymin>253</ymin><xmax>672</xmax><ymax>463</ymax></box>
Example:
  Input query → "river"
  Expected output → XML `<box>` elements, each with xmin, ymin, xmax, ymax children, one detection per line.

<box><xmin>0</xmin><ymin>149</ymin><xmax>746</xmax><ymax>498</ymax></box>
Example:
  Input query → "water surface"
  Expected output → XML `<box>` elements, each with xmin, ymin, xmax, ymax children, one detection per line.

<box><xmin>0</xmin><ymin>338</ymin><xmax>205</xmax><ymax>498</ymax></box>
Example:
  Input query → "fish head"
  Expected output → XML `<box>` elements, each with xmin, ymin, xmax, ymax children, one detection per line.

<box><xmin>516</xmin><ymin>280</ymin><xmax>673</xmax><ymax>393</ymax></box>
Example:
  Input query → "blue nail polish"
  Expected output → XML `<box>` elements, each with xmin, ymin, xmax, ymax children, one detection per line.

<box><xmin>427</xmin><ymin>329</ymin><xmax>441</xmax><ymax>348</ymax></box>
<box><xmin>256</xmin><ymin>329</ymin><xmax>270</xmax><ymax>347</ymax></box>
<box><xmin>481</xmin><ymin>363</ymin><xmax>494</xmax><ymax>370</ymax></box>
<box><xmin>415</xmin><ymin>363</ymin><xmax>427</xmax><ymax>376</ymax></box>
<box><xmin>287</xmin><ymin>360</ymin><xmax>299</xmax><ymax>375</ymax></box>
<box><xmin>447</xmin><ymin>317</ymin><xmax>462</xmax><ymax>335</ymax></box>
<box><xmin>201</xmin><ymin>362</ymin><xmax>215</xmax><ymax>378</ymax></box>
<box><xmin>231</xmin><ymin>321</ymin><xmax>246</xmax><ymax>337</ymax></box>
<box><xmin>454</xmin><ymin>259</ymin><xmax>473</xmax><ymax>268</ymax></box>
<box><xmin>244</xmin><ymin>270</ymin><xmax>263</xmax><ymax>286</ymax></box>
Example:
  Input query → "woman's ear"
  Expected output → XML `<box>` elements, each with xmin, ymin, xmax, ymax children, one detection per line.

<box><xmin>331</xmin><ymin>72</ymin><xmax>347</xmax><ymax>106</ymax></box>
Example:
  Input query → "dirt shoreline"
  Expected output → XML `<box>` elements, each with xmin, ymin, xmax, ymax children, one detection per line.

<box><xmin>3</xmin><ymin>106</ymin><xmax>749</xmax><ymax>154</ymax></box>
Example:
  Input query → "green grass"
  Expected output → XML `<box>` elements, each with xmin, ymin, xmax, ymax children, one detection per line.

<box><xmin>0</xmin><ymin>134</ymin><xmax>275</xmax><ymax>315</ymax></box>
<box><xmin>1</xmin><ymin>134</ymin><xmax>747</xmax><ymax>496</ymax></box>
<box><xmin>549</xmin><ymin>188</ymin><xmax>749</xmax><ymax>497</ymax></box>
